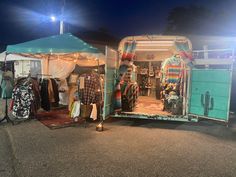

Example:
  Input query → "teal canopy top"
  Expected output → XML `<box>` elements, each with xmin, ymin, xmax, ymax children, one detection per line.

<box><xmin>6</xmin><ymin>33</ymin><xmax>99</xmax><ymax>54</ymax></box>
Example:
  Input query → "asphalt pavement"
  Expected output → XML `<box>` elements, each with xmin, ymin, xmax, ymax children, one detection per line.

<box><xmin>0</xmin><ymin>116</ymin><xmax>236</xmax><ymax>177</ymax></box>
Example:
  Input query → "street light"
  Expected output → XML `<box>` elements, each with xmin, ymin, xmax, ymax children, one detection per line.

<box><xmin>50</xmin><ymin>15</ymin><xmax>64</xmax><ymax>34</ymax></box>
<box><xmin>50</xmin><ymin>0</ymin><xmax>65</xmax><ymax>34</ymax></box>
<box><xmin>50</xmin><ymin>15</ymin><xmax>56</xmax><ymax>22</ymax></box>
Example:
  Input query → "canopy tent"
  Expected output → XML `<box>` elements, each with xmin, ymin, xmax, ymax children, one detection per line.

<box><xmin>5</xmin><ymin>33</ymin><xmax>105</xmax><ymax>78</ymax></box>
<box><xmin>0</xmin><ymin>51</ymin><xmax>40</xmax><ymax>61</ymax></box>
<box><xmin>7</xmin><ymin>33</ymin><xmax>99</xmax><ymax>54</ymax></box>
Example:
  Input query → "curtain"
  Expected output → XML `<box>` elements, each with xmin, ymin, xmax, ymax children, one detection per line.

<box><xmin>48</xmin><ymin>59</ymin><xmax>75</xmax><ymax>79</ymax></box>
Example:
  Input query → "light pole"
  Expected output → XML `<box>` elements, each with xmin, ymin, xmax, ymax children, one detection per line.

<box><xmin>59</xmin><ymin>0</ymin><xmax>65</xmax><ymax>34</ymax></box>
<box><xmin>59</xmin><ymin>19</ymin><xmax>64</xmax><ymax>34</ymax></box>
<box><xmin>50</xmin><ymin>0</ymin><xmax>65</xmax><ymax>34</ymax></box>
<box><xmin>50</xmin><ymin>15</ymin><xmax>63</xmax><ymax>34</ymax></box>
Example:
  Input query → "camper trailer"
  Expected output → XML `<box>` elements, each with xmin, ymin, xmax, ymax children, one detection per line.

<box><xmin>102</xmin><ymin>35</ymin><xmax>234</xmax><ymax>124</ymax></box>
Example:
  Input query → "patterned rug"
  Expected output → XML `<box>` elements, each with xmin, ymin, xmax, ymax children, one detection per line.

<box><xmin>36</xmin><ymin>109</ymin><xmax>84</xmax><ymax>129</ymax></box>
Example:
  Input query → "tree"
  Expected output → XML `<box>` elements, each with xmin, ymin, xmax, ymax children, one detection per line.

<box><xmin>164</xmin><ymin>5</ymin><xmax>236</xmax><ymax>36</ymax></box>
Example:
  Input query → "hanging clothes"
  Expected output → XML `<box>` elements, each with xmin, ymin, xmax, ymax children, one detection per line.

<box><xmin>120</xmin><ymin>41</ymin><xmax>136</xmax><ymax>64</ymax></box>
<box><xmin>70</xmin><ymin>100</ymin><xmax>81</xmax><ymax>118</ymax></box>
<box><xmin>161</xmin><ymin>56</ymin><xmax>184</xmax><ymax>84</ymax></box>
<box><xmin>90</xmin><ymin>104</ymin><xmax>97</xmax><ymax>120</ymax></box>
<box><xmin>1</xmin><ymin>71</ymin><xmax>14</xmax><ymax>99</ymax></box>
<box><xmin>30</xmin><ymin>78</ymin><xmax>41</xmax><ymax>114</ymax></box>
<box><xmin>121</xmin><ymin>82</ymin><xmax>139</xmax><ymax>111</ymax></box>
<box><xmin>68</xmin><ymin>85</ymin><xmax>78</xmax><ymax>111</ymax></box>
<box><xmin>114</xmin><ymin>82</ymin><xmax>122</xmax><ymax>112</ymax></box>
<box><xmin>166</xmin><ymin>65</ymin><xmax>183</xmax><ymax>83</ymax></box>
<box><xmin>40</xmin><ymin>79</ymin><xmax>50</xmax><ymax>111</ymax></box>
<box><xmin>48</xmin><ymin>78</ymin><xmax>55</xmax><ymax>103</ymax></box>
<box><xmin>1</xmin><ymin>78</ymin><xmax>13</xmax><ymax>99</ymax></box>
<box><xmin>114</xmin><ymin>41</ymin><xmax>136</xmax><ymax>111</ymax></box>
<box><xmin>58</xmin><ymin>79</ymin><xmax>69</xmax><ymax>105</ymax></box>
<box><xmin>118</xmin><ymin>41</ymin><xmax>137</xmax><ymax>81</ymax></box>
<box><xmin>50</xmin><ymin>78</ymin><xmax>59</xmax><ymax>104</ymax></box>
<box><xmin>12</xmin><ymin>79</ymin><xmax>35</xmax><ymax>119</ymax></box>
<box><xmin>78</xmin><ymin>73</ymin><xmax>101</xmax><ymax>105</ymax></box>
<box><xmin>39</xmin><ymin>78</ymin><xmax>59</xmax><ymax>110</ymax></box>
<box><xmin>175</xmin><ymin>41</ymin><xmax>193</xmax><ymax>61</ymax></box>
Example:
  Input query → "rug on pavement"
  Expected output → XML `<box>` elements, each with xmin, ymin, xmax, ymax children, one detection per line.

<box><xmin>36</xmin><ymin>109</ymin><xmax>84</xmax><ymax>129</ymax></box>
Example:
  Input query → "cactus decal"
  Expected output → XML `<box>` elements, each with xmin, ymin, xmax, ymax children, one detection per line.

<box><xmin>201</xmin><ymin>91</ymin><xmax>214</xmax><ymax>116</ymax></box>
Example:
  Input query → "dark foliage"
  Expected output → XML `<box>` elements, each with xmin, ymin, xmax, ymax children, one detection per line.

<box><xmin>165</xmin><ymin>5</ymin><xmax>236</xmax><ymax>36</ymax></box>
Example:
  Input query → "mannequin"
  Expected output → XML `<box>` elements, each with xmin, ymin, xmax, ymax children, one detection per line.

<box><xmin>0</xmin><ymin>67</ymin><xmax>14</xmax><ymax>124</ymax></box>
<box><xmin>1</xmin><ymin>71</ymin><xmax>14</xmax><ymax>99</ymax></box>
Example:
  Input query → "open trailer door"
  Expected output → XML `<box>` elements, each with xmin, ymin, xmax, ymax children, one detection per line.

<box><xmin>103</xmin><ymin>46</ymin><xmax>119</xmax><ymax>120</ymax></box>
<box><xmin>188</xmin><ymin>59</ymin><xmax>233</xmax><ymax>122</ymax></box>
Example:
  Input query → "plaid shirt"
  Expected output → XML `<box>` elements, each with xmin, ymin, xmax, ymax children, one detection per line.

<box><xmin>78</xmin><ymin>73</ymin><xmax>101</xmax><ymax>105</ymax></box>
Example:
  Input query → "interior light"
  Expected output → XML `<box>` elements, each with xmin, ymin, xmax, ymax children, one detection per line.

<box><xmin>137</xmin><ymin>41</ymin><xmax>175</xmax><ymax>44</ymax></box>
<box><xmin>135</xmin><ymin>49</ymin><xmax>170</xmax><ymax>51</ymax></box>
<box><xmin>136</xmin><ymin>43</ymin><xmax>174</xmax><ymax>47</ymax></box>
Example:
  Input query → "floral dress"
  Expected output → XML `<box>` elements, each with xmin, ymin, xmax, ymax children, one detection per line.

<box><xmin>12</xmin><ymin>82</ymin><xmax>34</xmax><ymax>119</ymax></box>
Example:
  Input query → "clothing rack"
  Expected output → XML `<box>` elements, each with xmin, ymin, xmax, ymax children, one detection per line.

<box><xmin>37</xmin><ymin>74</ymin><xmax>52</xmax><ymax>83</ymax></box>
<box><xmin>37</xmin><ymin>74</ymin><xmax>52</xmax><ymax>76</ymax></box>
<box><xmin>36</xmin><ymin>74</ymin><xmax>52</xmax><ymax>79</ymax></box>
<box><xmin>17</xmin><ymin>72</ymin><xmax>34</xmax><ymax>79</ymax></box>
<box><xmin>0</xmin><ymin>97</ymin><xmax>13</xmax><ymax>124</ymax></box>
<box><xmin>19</xmin><ymin>73</ymin><xmax>30</xmax><ymax>76</ymax></box>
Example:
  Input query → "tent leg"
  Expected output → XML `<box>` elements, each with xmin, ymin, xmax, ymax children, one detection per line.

<box><xmin>0</xmin><ymin>98</ymin><xmax>14</xmax><ymax>125</ymax></box>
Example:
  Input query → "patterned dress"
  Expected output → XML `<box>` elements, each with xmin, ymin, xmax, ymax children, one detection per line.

<box><xmin>12</xmin><ymin>82</ymin><xmax>34</xmax><ymax>119</ymax></box>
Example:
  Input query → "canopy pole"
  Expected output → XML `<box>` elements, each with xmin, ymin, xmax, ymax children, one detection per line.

<box><xmin>43</xmin><ymin>54</ymin><xmax>50</xmax><ymax>75</ymax></box>
<box><xmin>96</xmin><ymin>58</ymin><xmax>104</xmax><ymax>132</ymax></box>
<box><xmin>4</xmin><ymin>52</ymin><xmax>7</xmax><ymax>71</ymax></box>
<box><xmin>47</xmin><ymin>54</ymin><xmax>50</xmax><ymax>76</ymax></box>
<box><xmin>97</xmin><ymin>58</ymin><xmax>102</xmax><ymax>121</ymax></box>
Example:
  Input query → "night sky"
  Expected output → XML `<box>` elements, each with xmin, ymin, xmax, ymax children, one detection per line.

<box><xmin>0</xmin><ymin>0</ymin><xmax>235</xmax><ymax>45</ymax></box>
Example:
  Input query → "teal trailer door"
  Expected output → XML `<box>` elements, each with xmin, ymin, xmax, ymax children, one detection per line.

<box><xmin>103</xmin><ymin>46</ymin><xmax>118</xmax><ymax>120</ymax></box>
<box><xmin>188</xmin><ymin>69</ymin><xmax>232</xmax><ymax>122</ymax></box>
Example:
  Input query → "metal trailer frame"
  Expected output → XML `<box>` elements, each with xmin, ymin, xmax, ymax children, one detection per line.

<box><xmin>103</xmin><ymin>39</ymin><xmax>234</xmax><ymax>123</ymax></box>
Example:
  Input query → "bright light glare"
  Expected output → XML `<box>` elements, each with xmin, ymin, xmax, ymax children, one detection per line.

<box><xmin>50</xmin><ymin>16</ymin><xmax>56</xmax><ymax>22</ymax></box>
